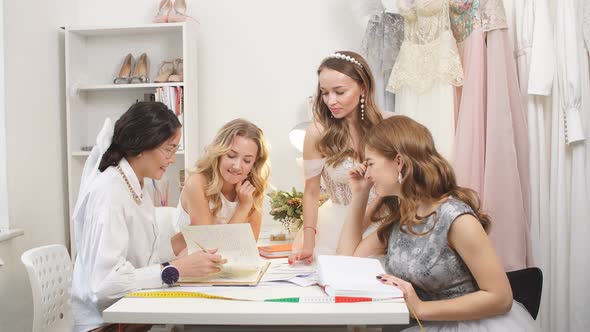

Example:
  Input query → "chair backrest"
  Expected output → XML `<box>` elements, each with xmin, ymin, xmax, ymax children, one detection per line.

<box><xmin>156</xmin><ymin>206</ymin><xmax>178</xmax><ymax>236</ymax></box>
<box><xmin>506</xmin><ymin>267</ymin><xmax>543</xmax><ymax>319</ymax></box>
<box><xmin>21</xmin><ymin>244</ymin><xmax>73</xmax><ymax>332</ymax></box>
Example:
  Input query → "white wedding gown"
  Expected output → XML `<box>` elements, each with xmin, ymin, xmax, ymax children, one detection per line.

<box><xmin>293</xmin><ymin>158</ymin><xmax>379</xmax><ymax>257</ymax></box>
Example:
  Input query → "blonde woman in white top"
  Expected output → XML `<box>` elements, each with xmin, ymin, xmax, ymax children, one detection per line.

<box><xmin>71</xmin><ymin>102</ymin><xmax>225</xmax><ymax>332</ymax></box>
<box><xmin>175</xmin><ymin>119</ymin><xmax>270</xmax><ymax>240</ymax></box>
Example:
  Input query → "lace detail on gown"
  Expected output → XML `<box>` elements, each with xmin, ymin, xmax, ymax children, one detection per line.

<box><xmin>480</xmin><ymin>0</ymin><xmax>507</xmax><ymax>31</ymax></box>
<box><xmin>387</xmin><ymin>0</ymin><xmax>464</xmax><ymax>93</ymax></box>
<box><xmin>362</xmin><ymin>12</ymin><xmax>405</xmax><ymax>78</ymax></box>
<box><xmin>362</xmin><ymin>11</ymin><xmax>405</xmax><ymax>113</ymax></box>
<box><xmin>323</xmin><ymin>158</ymin><xmax>378</xmax><ymax>205</ymax></box>
<box><xmin>305</xmin><ymin>158</ymin><xmax>377</xmax><ymax>205</ymax></box>
<box><xmin>449</xmin><ymin>0</ymin><xmax>481</xmax><ymax>43</ymax></box>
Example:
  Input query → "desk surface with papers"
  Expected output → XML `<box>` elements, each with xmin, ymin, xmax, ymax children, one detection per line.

<box><xmin>102</xmin><ymin>259</ymin><xmax>409</xmax><ymax>327</ymax></box>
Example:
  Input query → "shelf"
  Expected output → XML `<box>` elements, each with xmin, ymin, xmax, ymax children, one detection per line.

<box><xmin>72</xmin><ymin>150</ymin><xmax>185</xmax><ymax>157</ymax></box>
<box><xmin>65</xmin><ymin>22</ymin><xmax>198</xmax><ymax>256</ymax></box>
<box><xmin>66</xmin><ymin>23</ymin><xmax>185</xmax><ymax>37</ymax></box>
<box><xmin>77</xmin><ymin>82</ymin><xmax>184</xmax><ymax>92</ymax></box>
<box><xmin>72</xmin><ymin>150</ymin><xmax>91</xmax><ymax>156</ymax></box>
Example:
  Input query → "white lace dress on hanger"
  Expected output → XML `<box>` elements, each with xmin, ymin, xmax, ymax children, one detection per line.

<box><xmin>292</xmin><ymin>158</ymin><xmax>380</xmax><ymax>257</ymax></box>
<box><xmin>387</xmin><ymin>0</ymin><xmax>463</xmax><ymax>159</ymax></box>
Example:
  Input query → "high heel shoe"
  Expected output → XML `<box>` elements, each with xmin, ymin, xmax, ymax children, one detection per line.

<box><xmin>153</xmin><ymin>61</ymin><xmax>175</xmax><ymax>83</ymax></box>
<box><xmin>130</xmin><ymin>53</ymin><xmax>149</xmax><ymax>84</ymax></box>
<box><xmin>114</xmin><ymin>53</ymin><xmax>134</xmax><ymax>84</ymax></box>
<box><xmin>153</xmin><ymin>0</ymin><xmax>172</xmax><ymax>23</ymax></box>
<box><xmin>168</xmin><ymin>58</ymin><xmax>183</xmax><ymax>82</ymax></box>
<box><xmin>168</xmin><ymin>0</ymin><xmax>188</xmax><ymax>22</ymax></box>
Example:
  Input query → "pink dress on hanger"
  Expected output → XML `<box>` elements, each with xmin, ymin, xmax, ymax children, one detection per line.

<box><xmin>449</xmin><ymin>0</ymin><xmax>486</xmax><ymax>197</ymax></box>
<box><xmin>481</xmin><ymin>0</ymin><xmax>532</xmax><ymax>271</ymax></box>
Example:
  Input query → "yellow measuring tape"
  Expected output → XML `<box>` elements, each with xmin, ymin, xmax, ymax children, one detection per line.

<box><xmin>126</xmin><ymin>291</ymin><xmax>248</xmax><ymax>301</ymax></box>
<box><xmin>127</xmin><ymin>291</ymin><xmax>423</xmax><ymax>331</ymax></box>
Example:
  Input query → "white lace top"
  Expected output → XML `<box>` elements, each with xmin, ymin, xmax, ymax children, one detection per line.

<box><xmin>174</xmin><ymin>193</ymin><xmax>239</xmax><ymax>232</ymax></box>
<box><xmin>304</xmin><ymin>158</ymin><xmax>377</xmax><ymax>205</ymax></box>
<box><xmin>387</xmin><ymin>0</ymin><xmax>464</xmax><ymax>94</ymax></box>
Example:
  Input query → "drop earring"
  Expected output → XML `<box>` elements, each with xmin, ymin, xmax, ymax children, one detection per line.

<box><xmin>397</xmin><ymin>171</ymin><xmax>402</xmax><ymax>184</ymax></box>
<box><xmin>360</xmin><ymin>94</ymin><xmax>365</xmax><ymax>120</ymax></box>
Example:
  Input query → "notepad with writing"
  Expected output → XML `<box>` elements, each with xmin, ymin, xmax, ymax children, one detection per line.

<box><xmin>180</xmin><ymin>224</ymin><xmax>269</xmax><ymax>286</ymax></box>
<box><xmin>317</xmin><ymin>255</ymin><xmax>403</xmax><ymax>298</ymax></box>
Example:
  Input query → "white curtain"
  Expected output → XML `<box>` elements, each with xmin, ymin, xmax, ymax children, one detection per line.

<box><xmin>0</xmin><ymin>0</ymin><xmax>9</xmax><ymax>231</ymax></box>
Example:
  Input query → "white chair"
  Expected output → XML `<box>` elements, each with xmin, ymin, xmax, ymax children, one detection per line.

<box><xmin>156</xmin><ymin>206</ymin><xmax>178</xmax><ymax>238</ymax></box>
<box><xmin>21</xmin><ymin>244</ymin><xmax>73</xmax><ymax>332</ymax></box>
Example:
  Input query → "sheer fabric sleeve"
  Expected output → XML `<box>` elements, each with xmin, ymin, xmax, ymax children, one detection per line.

<box><xmin>303</xmin><ymin>158</ymin><xmax>326</xmax><ymax>180</ymax></box>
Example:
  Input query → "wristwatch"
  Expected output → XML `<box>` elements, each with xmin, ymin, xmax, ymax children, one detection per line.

<box><xmin>161</xmin><ymin>262</ymin><xmax>180</xmax><ymax>285</ymax></box>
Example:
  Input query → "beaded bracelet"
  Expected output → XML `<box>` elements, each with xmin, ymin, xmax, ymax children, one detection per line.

<box><xmin>303</xmin><ymin>226</ymin><xmax>317</xmax><ymax>234</ymax></box>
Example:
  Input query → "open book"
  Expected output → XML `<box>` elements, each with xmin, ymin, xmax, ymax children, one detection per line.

<box><xmin>317</xmin><ymin>255</ymin><xmax>403</xmax><ymax>299</ymax></box>
<box><xmin>180</xmin><ymin>224</ymin><xmax>269</xmax><ymax>286</ymax></box>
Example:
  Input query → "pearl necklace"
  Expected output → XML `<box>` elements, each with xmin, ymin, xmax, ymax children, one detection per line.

<box><xmin>116</xmin><ymin>164</ymin><xmax>142</xmax><ymax>205</ymax></box>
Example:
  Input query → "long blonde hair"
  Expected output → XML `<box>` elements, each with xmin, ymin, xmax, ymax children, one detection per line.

<box><xmin>313</xmin><ymin>51</ymin><xmax>383</xmax><ymax>166</ymax></box>
<box><xmin>363</xmin><ymin>116</ymin><xmax>491</xmax><ymax>243</ymax></box>
<box><xmin>195</xmin><ymin>119</ymin><xmax>270</xmax><ymax>216</ymax></box>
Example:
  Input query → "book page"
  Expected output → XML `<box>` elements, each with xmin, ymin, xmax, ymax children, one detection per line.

<box><xmin>181</xmin><ymin>224</ymin><xmax>263</xmax><ymax>282</ymax></box>
<box><xmin>317</xmin><ymin>255</ymin><xmax>402</xmax><ymax>297</ymax></box>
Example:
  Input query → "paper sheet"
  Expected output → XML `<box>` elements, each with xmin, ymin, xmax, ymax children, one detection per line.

<box><xmin>181</xmin><ymin>224</ymin><xmax>265</xmax><ymax>283</ymax></box>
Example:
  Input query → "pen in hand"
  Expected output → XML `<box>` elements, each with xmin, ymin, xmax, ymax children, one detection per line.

<box><xmin>192</xmin><ymin>240</ymin><xmax>208</xmax><ymax>253</ymax></box>
<box><xmin>192</xmin><ymin>240</ymin><xmax>227</xmax><ymax>266</ymax></box>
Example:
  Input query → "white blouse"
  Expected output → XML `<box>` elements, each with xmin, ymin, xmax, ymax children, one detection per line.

<box><xmin>71</xmin><ymin>158</ymin><xmax>175</xmax><ymax>332</ymax></box>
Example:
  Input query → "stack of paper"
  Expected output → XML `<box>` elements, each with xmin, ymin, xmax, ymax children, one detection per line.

<box><xmin>261</xmin><ymin>260</ymin><xmax>318</xmax><ymax>287</ymax></box>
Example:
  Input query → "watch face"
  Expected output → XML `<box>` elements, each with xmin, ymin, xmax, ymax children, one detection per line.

<box><xmin>161</xmin><ymin>265</ymin><xmax>180</xmax><ymax>285</ymax></box>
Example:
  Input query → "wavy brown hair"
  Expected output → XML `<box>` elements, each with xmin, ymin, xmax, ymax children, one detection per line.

<box><xmin>364</xmin><ymin>116</ymin><xmax>491</xmax><ymax>243</ymax></box>
<box><xmin>313</xmin><ymin>51</ymin><xmax>383</xmax><ymax>166</ymax></box>
<box><xmin>194</xmin><ymin>119</ymin><xmax>270</xmax><ymax>217</ymax></box>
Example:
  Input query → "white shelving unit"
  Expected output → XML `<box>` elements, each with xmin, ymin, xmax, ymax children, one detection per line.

<box><xmin>64</xmin><ymin>22</ymin><xmax>198</xmax><ymax>250</ymax></box>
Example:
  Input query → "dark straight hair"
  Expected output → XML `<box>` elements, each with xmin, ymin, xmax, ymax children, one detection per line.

<box><xmin>98</xmin><ymin>102</ymin><xmax>182</xmax><ymax>172</ymax></box>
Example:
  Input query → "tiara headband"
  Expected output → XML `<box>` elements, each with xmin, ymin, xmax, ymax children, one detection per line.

<box><xmin>324</xmin><ymin>52</ymin><xmax>363</xmax><ymax>68</ymax></box>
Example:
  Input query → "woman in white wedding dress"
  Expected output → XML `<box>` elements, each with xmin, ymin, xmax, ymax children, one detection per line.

<box><xmin>289</xmin><ymin>51</ymin><xmax>393</xmax><ymax>264</ymax></box>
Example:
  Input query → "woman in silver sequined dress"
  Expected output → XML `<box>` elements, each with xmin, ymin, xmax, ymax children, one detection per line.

<box><xmin>288</xmin><ymin>51</ymin><xmax>393</xmax><ymax>264</ymax></box>
<box><xmin>339</xmin><ymin>116</ymin><xmax>539</xmax><ymax>331</ymax></box>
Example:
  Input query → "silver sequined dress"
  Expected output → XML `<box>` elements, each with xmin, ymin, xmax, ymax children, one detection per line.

<box><xmin>385</xmin><ymin>197</ymin><xmax>540</xmax><ymax>331</ymax></box>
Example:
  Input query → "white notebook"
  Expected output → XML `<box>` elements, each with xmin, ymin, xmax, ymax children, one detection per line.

<box><xmin>317</xmin><ymin>255</ymin><xmax>403</xmax><ymax>298</ymax></box>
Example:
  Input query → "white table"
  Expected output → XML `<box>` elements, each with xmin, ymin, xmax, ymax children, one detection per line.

<box><xmin>103</xmin><ymin>284</ymin><xmax>408</xmax><ymax>327</ymax></box>
<box><xmin>103</xmin><ymin>229</ymin><xmax>409</xmax><ymax>329</ymax></box>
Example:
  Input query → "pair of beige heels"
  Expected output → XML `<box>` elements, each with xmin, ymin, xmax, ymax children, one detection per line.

<box><xmin>114</xmin><ymin>53</ymin><xmax>149</xmax><ymax>84</ymax></box>
<box><xmin>154</xmin><ymin>59</ymin><xmax>183</xmax><ymax>83</ymax></box>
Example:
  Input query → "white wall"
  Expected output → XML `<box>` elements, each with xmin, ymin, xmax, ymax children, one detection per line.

<box><xmin>0</xmin><ymin>1</ymin><xmax>76</xmax><ymax>331</ymax></box>
<box><xmin>0</xmin><ymin>1</ymin><xmax>364</xmax><ymax>329</ymax></box>
<box><xmin>76</xmin><ymin>0</ymin><xmax>365</xmax><ymax>197</ymax></box>
<box><xmin>0</xmin><ymin>0</ymin><xmax>7</xmax><ymax>231</ymax></box>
